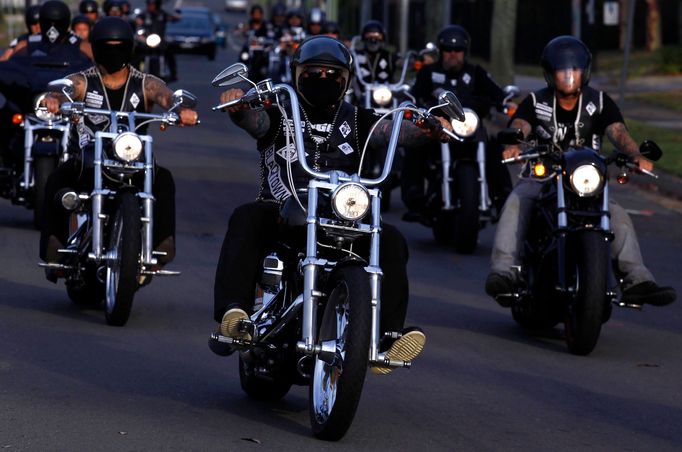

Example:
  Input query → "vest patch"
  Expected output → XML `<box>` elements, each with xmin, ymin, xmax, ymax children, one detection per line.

<box><xmin>264</xmin><ymin>145</ymin><xmax>292</xmax><ymax>201</ymax></box>
<box><xmin>46</xmin><ymin>26</ymin><xmax>60</xmax><ymax>43</ymax></box>
<box><xmin>462</xmin><ymin>72</ymin><xmax>472</xmax><ymax>85</ymax></box>
<box><xmin>85</xmin><ymin>92</ymin><xmax>104</xmax><ymax>108</ymax></box>
<box><xmin>130</xmin><ymin>93</ymin><xmax>140</xmax><ymax>109</ymax></box>
<box><xmin>431</xmin><ymin>72</ymin><xmax>446</xmax><ymax>84</ymax></box>
<box><xmin>585</xmin><ymin>101</ymin><xmax>596</xmax><ymax>116</ymax></box>
<box><xmin>339</xmin><ymin>121</ymin><xmax>351</xmax><ymax>138</ymax></box>
<box><xmin>276</xmin><ymin>143</ymin><xmax>298</xmax><ymax>162</ymax></box>
<box><xmin>338</xmin><ymin>142</ymin><xmax>354</xmax><ymax>155</ymax></box>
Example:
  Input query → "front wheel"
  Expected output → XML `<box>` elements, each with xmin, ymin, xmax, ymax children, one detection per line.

<box><xmin>565</xmin><ymin>231</ymin><xmax>608</xmax><ymax>355</ymax></box>
<box><xmin>452</xmin><ymin>162</ymin><xmax>480</xmax><ymax>254</ymax></box>
<box><xmin>32</xmin><ymin>155</ymin><xmax>57</xmax><ymax>230</ymax></box>
<box><xmin>310</xmin><ymin>265</ymin><xmax>371</xmax><ymax>441</ymax></box>
<box><xmin>104</xmin><ymin>192</ymin><xmax>141</xmax><ymax>326</ymax></box>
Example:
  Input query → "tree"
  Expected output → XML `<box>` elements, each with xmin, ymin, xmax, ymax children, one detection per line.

<box><xmin>490</xmin><ymin>0</ymin><xmax>518</xmax><ymax>85</ymax></box>
<box><xmin>645</xmin><ymin>0</ymin><xmax>661</xmax><ymax>51</ymax></box>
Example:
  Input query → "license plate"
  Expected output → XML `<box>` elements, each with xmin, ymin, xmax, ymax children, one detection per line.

<box><xmin>179</xmin><ymin>42</ymin><xmax>195</xmax><ymax>48</ymax></box>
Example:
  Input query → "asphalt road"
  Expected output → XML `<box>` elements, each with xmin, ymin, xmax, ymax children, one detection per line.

<box><xmin>1</xmin><ymin>6</ymin><xmax>681</xmax><ymax>451</ymax></box>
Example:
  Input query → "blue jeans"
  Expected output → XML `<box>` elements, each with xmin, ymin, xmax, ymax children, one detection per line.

<box><xmin>490</xmin><ymin>178</ymin><xmax>654</xmax><ymax>290</ymax></box>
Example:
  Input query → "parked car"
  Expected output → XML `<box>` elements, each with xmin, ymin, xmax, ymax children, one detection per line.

<box><xmin>225</xmin><ymin>0</ymin><xmax>248</xmax><ymax>12</ymax></box>
<box><xmin>166</xmin><ymin>10</ymin><xmax>217</xmax><ymax>60</ymax></box>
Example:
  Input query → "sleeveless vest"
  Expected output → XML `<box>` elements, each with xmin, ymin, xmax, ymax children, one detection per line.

<box><xmin>428</xmin><ymin>62</ymin><xmax>478</xmax><ymax>101</ymax></box>
<box><xmin>76</xmin><ymin>65</ymin><xmax>149</xmax><ymax>148</ymax></box>
<box><xmin>257</xmin><ymin>102</ymin><xmax>360</xmax><ymax>201</ymax></box>
<box><xmin>357</xmin><ymin>49</ymin><xmax>393</xmax><ymax>84</ymax></box>
<box><xmin>529</xmin><ymin>86</ymin><xmax>604</xmax><ymax>151</ymax></box>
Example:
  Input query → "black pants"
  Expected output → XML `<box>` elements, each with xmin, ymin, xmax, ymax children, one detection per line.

<box><xmin>39</xmin><ymin>159</ymin><xmax>175</xmax><ymax>260</ymax></box>
<box><xmin>214</xmin><ymin>201</ymin><xmax>410</xmax><ymax>333</ymax></box>
<box><xmin>401</xmin><ymin>138</ymin><xmax>512</xmax><ymax>213</ymax></box>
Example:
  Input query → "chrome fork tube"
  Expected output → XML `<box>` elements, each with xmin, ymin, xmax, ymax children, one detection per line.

<box><xmin>557</xmin><ymin>173</ymin><xmax>568</xmax><ymax>228</ymax></box>
<box><xmin>477</xmin><ymin>140</ymin><xmax>490</xmax><ymax>211</ymax></box>
<box><xmin>22</xmin><ymin>121</ymin><xmax>33</xmax><ymax>191</ymax></box>
<box><xmin>368</xmin><ymin>193</ymin><xmax>383</xmax><ymax>362</ymax></box>
<box><xmin>301</xmin><ymin>186</ymin><xmax>319</xmax><ymax>352</ymax></box>
<box><xmin>141</xmin><ymin>139</ymin><xmax>154</xmax><ymax>264</ymax></box>
<box><xmin>441</xmin><ymin>142</ymin><xmax>453</xmax><ymax>209</ymax></box>
<box><xmin>59</xmin><ymin>124</ymin><xmax>70</xmax><ymax>162</ymax></box>
<box><xmin>90</xmin><ymin>133</ymin><xmax>104</xmax><ymax>260</ymax></box>
<box><xmin>600</xmin><ymin>183</ymin><xmax>610</xmax><ymax>231</ymax></box>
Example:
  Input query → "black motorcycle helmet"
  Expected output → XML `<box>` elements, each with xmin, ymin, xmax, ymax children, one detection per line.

<box><xmin>323</xmin><ymin>21</ymin><xmax>340</xmax><ymax>37</ymax></box>
<box><xmin>437</xmin><ymin>25</ymin><xmax>470</xmax><ymax>53</ymax></box>
<box><xmin>308</xmin><ymin>8</ymin><xmax>325</xmax><ymax>25</ymax></box>
<box><xmin>103</xmin><ymin>0</ymin><xmax>124</xmax><ymax>16</ymax></box>
<box><xmin>39</xmin><ymin>1</ymin><xmax>71</xmax><ymax>44</ymax></box>
<box><xmin>79</xmin><ymin>0</ymin><xmax>98</xmax><ymax>14</ymax></box>
<box><xmin>25</xmin><ymin>4</ymin><xmax>41</xmax><ymax>29</ymax></box>
<box><xmin>71</xmin><ymin>14</ymin><xmax>92</xmax><ymax>28</ymax></box>
<box><xmin>540</xmin><ymin>35</ymin><xmax>592</xmax><ymax>88</ymax></box>
<box><xmin>291</xmin><ymin>35</ymin><xmax>353</xmax><ymax>107</ymax></box>
<box><xmin>361</xmin><ymin>20</ymin><xmax>385</xmax><ymax>40</ymax></box>
<box><xmin>271</xmin><ymin>2</ymin><xmax>286</xmax><ymax>18</ymax></box>
<box><xmin>361</xmin><ymin>20</ymin><xmax>385</xmax><ymax>52</ymax></box>
<box><xmin>90</xmin><ymin>16</ymin><xmax>135</xmax><ymax>73</ymax></box>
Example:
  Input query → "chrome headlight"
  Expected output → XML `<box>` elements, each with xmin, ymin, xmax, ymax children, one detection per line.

<box><xmin>146</xmin><ymin>33</ymin><xmax>162</xmax><ymax>48</ymax></box>
<box><xmin>113</xmin><ymin>132</ymin><xmax>143</xmax><ymax>162</ymax></box>
<box><xmin>451</xmin><ymin>108</ymin><xmax>479</xmax><ymax>138</ymax></box>
<box><xmin>34</xmin><ymin>93</ymin><xmax>57</xmax><ymax>121</ymax></box>
<box><xmin>372</xmin><ymin>86</ymin><xmax>392</xmax><ymax>107</ymax></box>
<box><xmin>331</xmin><ymin>182</ymin><xmax>370</xmax><ymax>221</ymax></box>
<box><xmin>569</xmin><ymin>164</ymin><xmax>604</xmax><ymax>197</ymax></box>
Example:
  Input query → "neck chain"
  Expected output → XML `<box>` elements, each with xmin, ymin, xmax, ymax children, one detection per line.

<box><xmin>299</xmin><ymin>103</ymin><xmax>342</xmax><ymax>171</ymax></box>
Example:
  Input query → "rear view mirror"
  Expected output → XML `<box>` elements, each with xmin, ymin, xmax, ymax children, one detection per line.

<box><xmin>170</xmin><ymin>90</ymin><xmax>198</xmax><ymax>110</ymax></box>
<box><xmin>497</xmin><ymin>128</ymin><xmax>524</xmax><ymax>145</ymax></box>
<box><xmin>212</xmin><ymin>63</ymin><xmax>249</xmax><ymax>87</ymax></box>
<box><xmin>437</xmin><ymin>90</ymin><xmax>465</xmax><ymax>122</ymax></box>
<box><xmin>503</xmin><ymin>85</ymin><xmax>520</xmax><ymax>97</ymax></box>
<box><xmin>639</xmin><ymin>140</ymin><xmax>662</xmax><ymax>161</ymax></box>
<box><xmin>47</xmin><ymin>78</ymin><xmax>74</xmax><ymax>100</ymax></box>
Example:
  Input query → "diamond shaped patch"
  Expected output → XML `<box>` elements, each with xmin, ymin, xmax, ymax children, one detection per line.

<box><xmin>130</xmin><ymin>93</ymin><xmax>140</xmax><ymax>109</ymax></box>
<box><xmin>46</xmin><ymin>26</ymin><xmax>60</xmax><ymax>43</ymax></box>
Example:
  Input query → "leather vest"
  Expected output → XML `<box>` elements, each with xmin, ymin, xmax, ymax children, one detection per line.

<box><xmin>529</xmin><ymin>86</ymin><xmax>604</xmax><ymax>151</ymax></box>
<box><xmin>75</xmin><ymin>65</ymin><xmax>149</xmax><ymax>149</ymax></box>
<box><xmin>357</xmin><ymin>49</ymin><xmax>393</xmax><ymax>84</ymax></box>
<box><xmin>427</xmin><ymin>62</ymin><xmax>478</xmax><ymax>102</ymax></box>
<box><xmin>257</xmin><ymin>102</ymin><xmax>360</xmax><ymax>201</ymax></box>
<box><xmin>27</xmin><ymin>32</ymin><xmax>81</xmax><ymax>58</ymax></box>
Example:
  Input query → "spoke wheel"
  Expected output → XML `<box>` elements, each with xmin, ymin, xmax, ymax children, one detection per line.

<box><xmin>310</xmin><ymin>265</ymin><xmax>370</xmax><ymax>441</ymax></box>
<box><xmin>104</xmin><ymin>192</ymin><xmax>140</xmax><ymax>326</ymax></box>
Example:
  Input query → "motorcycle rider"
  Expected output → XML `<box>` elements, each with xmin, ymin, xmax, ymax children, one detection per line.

<box><xmin>138</xmin><ymin>0</ymin><xmax>180</xmax><ymax>82</ymax></box>
<box><xmin>10</xmin><ymin>0</ymin><xmax>94</xmax><ymax>61</ymax></box>
<box><xmin>0</xmin><ymin>4</ymin><xmax>41</xmax><ymax>61</ymax></box>
<box><xmin>306</xmin><ymin>8</ymin><xmax>325</xmax><ymax>36</ymax></box>
<box><xmin>39</xmin><ymin>17</ymin><xmax>199</xmax><ymax>274</ymax></box>
<box><xmin>355</xmin><ymin>20</ymin><xmax>396</xmax><ymax>86</ymax></box>
<box><xmin>403</xmin><ymin>24</ymin><xmax>513</xmax><ymax>223</ymax></box>
<box><xmin>211</xmin><ymin>36</ymin><xmax>454</xmax><ymax>373</ymax></box>
<box><xmin>71</xmin><ymin>15</ymin><xmax>93</xmax><ymax>42</ymax></box>
<box><xmin>322</xmin><ymin>21</ymin><xmax>341</xmax><ymax>40</ymax></box>
<box><xmin>485</xmin><ymin>35</ymin><xmax>676</xmax><ymax>307</ymax></box>
<box><xmin>79</xmin><ymin>0</ymin><xmax>100</xmax><ymax>24</ymax></box>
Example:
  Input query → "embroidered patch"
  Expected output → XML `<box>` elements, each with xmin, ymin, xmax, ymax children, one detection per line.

<box><xmin>85</xmin><ymin>92</ymin><xmax>104</xmax><ymax>108</ymax></box>
<box><xmin>585</xmin><ymin>101</ymin><xmax>597</xmax><ymax>116</ymax></box>
<box><xmin>276</xmin><ymin>143</ymin><xmax>298</xmax><ymax>162</ymax></box>
<box><xmin>356</xmin><ymin>54</ymin><xmax>367</xmax><ymax>64</ymax></box>
<box><xmin>431</xmin><ymin>72</ymin><xmax>446</xmax><ymax>84</ymax></box>
<box><xmin>69</xmin><ymin>35</ymin><xmax>78</xmax><ymax>44</ymax></box>
<box><xmin>89</xmin><ymin>114</ymin><xmax>107</xmax><ymax>125</ymax></box>
<box><xmin>450</xmin><ymin>79</ymin><xmax>457</xmax><ymax>86</ymax></box>
<box><xmin>46</xmin><ymin>26</ymin><xmax>60</xmax><ymax>43</ymax></box>
<box><xmin>379</xmin><ymin>59</ymin><xmax>388</xmax><ymax>70</ymax></box>
<box><xmin>264</xmin><ymin>146</ymin><xmax>292</xmax><ymax>201</ymax></box>
<box><xmin>338</xmin><ymin>142</ymin><xmax>354</xmax><ymax>155</ymax></box>
<box><xmin>130</xmin><ymin>93</ymin><xmax>140</xmax><ymax>109</ymax></box>
<box><xmin>339</xmin><ymin>121</ymin><xmax>351</xmax><ymax>138</ymax></box>
<box><xmin>462</xmin><ymin>72</ymin><xmax>472</xmax><ymax>85</ymax></box>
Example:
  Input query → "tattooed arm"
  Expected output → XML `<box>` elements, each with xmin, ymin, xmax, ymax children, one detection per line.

<box><xmin>368</xmin><ymin>116</ymin><xmax>452</xmax><ymax>149</ymax></box>
<box><xmin>42</xmin><ymin>74</ymin><xmax>87</xmax><ymax>113</ymax></box>
<box><xmin>605</xmin><ymin>121</ymin><xmax>653</xmax><ymax>171</ymax></box>
<box><xmin>144</xmin><ymin>74</ymin><xmax>198</xmax><ymax>125</ymax></box>
<box><xmin>501</xmin><ymin>117</ymin><xmax>532</xmax><ymax>160</ymax></box>
<box><xmin>219</xmin><ymin>88</ymin><xmax>271</xmax><ymax>139</ymax></box>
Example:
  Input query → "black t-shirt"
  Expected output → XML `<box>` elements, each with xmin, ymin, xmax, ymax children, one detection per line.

<box><xmin>257</xmin><ymin>103</ymin><xmax>381</xmax><ymax>154</ymax></box>
<box><xmin>513</xmin><ymin>90</ymin><xmax>624</xmax><ymax>139</ymax></box>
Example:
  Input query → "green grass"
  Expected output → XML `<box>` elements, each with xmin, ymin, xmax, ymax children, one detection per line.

<box><xmin>628</xmin><ymin>91</ymin><xmax>682</xmax><ymax>113</ymax></box>
<box><xmin>625</xmin><ymin>118</ymin><xmax>682</xmax><ymax>176</ymax></box>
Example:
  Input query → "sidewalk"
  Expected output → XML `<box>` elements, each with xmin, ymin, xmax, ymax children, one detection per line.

<box><xmin>512</xmin><ymin>73</ymin><xmax>682</xmax><ymax>201</ymax></box>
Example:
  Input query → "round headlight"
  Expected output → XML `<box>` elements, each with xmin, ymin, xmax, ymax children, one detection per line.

<box><xmin>34</xmin><ymin>93</ymin><xmax>57</xmax><ymax>121</ymax></box>
<box><xmin>372</xmin><ymin>86</ymin><xmax>392</xmax><ymax>107</ymax></box>
<box><xmin>146</xmin><ymin>33</ymin><xmax>162</xmax><ymax>48</ymax></box>
<box><xmin>331</xmin><ymin>182</ymin><xmax>370</xmax><ymax>221</ymax></box>
<box><xmin>569</xmin><ymin>164</ymin><xmax>604</xmax><ymax>197</ymax></box>
<box><xmin>451</xmin><ymin>108</ymin><xmax>479</xmax><ymax>138</ymax></box>
<box><xmin>113</xmin><ymin>132</ymin><xmax>143</xmax><ymax>162</ymax></box>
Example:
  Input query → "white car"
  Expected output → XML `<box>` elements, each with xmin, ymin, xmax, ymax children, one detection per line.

<box><xmin>225</xmin><ymin>0</ymin><xmax>248</xmax><ymax>12</ymax></box>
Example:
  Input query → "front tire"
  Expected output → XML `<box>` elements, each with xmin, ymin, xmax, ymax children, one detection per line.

<box><xmin>104</xmin><ymin>192</ymin><xmax>141</xmax><ymax>326</ymax></box>
<box><xmin>452</xmin><ymin>162</ymin><xmax>480</xmax><ymax>254</ymax></box>
<box><xmin>565</xmin><ymin>231</ymin><xmax>608</xmax><ymax>355</ymax></box>
<box><xmin>310</xmin><ymin>265</ymin><xmax>371</xmax><ymax>441</ymax></box>
<box><xmin>238</xmin><ymin>353</ymin><xmax>293</xmax><ymax>401</ymax></box>
<box><xmin>32</xmin><ymin>155</ymin><xmax>57</xmax><ymax>230</ymax></box>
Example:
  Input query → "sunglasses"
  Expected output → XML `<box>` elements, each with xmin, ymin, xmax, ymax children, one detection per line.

<box><xmin>440</xmin><ymin>46</ymin><xmax>465</xmax><ymax>53</ymax></box>
<box><xmin>302</xmin><ymin>66</ymin><xmax>343</xmax><ymax>79</ymax></box>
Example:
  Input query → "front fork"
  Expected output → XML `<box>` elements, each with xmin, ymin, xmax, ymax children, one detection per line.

<box><xmin>440</xmin><ymin>139</ymin><xmax>490</xmax><ymax>212</ymax></box>
<box><xmin>21</xmin><ymin>119</ymin><xmax>70</xmax><ymax>194</ymax></box>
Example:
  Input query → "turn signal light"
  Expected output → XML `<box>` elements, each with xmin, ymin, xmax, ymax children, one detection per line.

<box><xmin>617</xmin><ymin>172</ymin><xmax>629</xmax><ymax>184</ymax></box>
<box><xmin>506</xmin><ymin>105</ymin><xmax>517</xmax><ymax>117</ymax></box>
<box><xmin>404</xmin><ymin>110</ymin><xmax>413</xmax><ymax>120</ymax></box>
<box><xmin>159</xmin><ymin>123</ymin><xmax>167</xmax><ymax>132</ymax></box>
<box><xmin>12</xmin><ymin>113</ymin><xmax>23</xmax><ymax>125</ymax></box>
<box><xmin>533</xmin><ymin>163</ymin><xmax>546</xmax><ymax>177</ymax></box>
<box><xmin>414</xmin><ymin>61</ymin><xmax>423</xmax><ymax>71</ymax></box>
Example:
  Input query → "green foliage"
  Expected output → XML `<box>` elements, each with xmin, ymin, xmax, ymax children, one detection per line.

<box><xmin>626</xmin><ymin>118</ymin><xmax>682</xmax><ymax>177</ymax></box>
<box><xmin>660</xmin><ymin>46</ymin><xmax>682</xmax><ymax>75</ymax></box>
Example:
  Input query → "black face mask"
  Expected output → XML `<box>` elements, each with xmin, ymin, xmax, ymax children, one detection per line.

<box><xmin>298</xmin><ymin>77</ymin><xmax>345</xmax><ymax>109</ymax></box>
<box><xmin>93</xmin><ymin>41</ymin><xmax>132</xmax><ymax>73</ymax></box>
<box><xmin>364</xmin><ymin>38</ymin><xmax>382</xmax><ymax>53</ymax></box>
